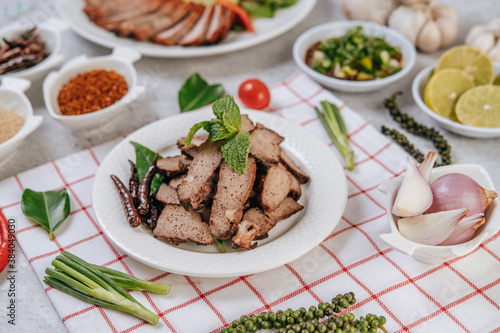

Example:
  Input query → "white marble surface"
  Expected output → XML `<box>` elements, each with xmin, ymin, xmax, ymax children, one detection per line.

<box><xmin>1</xmin><ymin>0</ymin><xmax>500</xmax><ymax>332</ymax></box>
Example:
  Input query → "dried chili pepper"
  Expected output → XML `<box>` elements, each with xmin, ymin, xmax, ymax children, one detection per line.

<box><xmin>0</xmin><ymin>210</ymin><xmax>10</xmax><ymax>273</ymax></box>
<box><xmin>110</xmin><ymin>175</ymin><xmax>142</xmax><ymax>227</ymax></box>
<box><xmin>137</xmin><ymin>154</ymin><xmax>158</xmax><ymax>216</ymax></box>
<box><xmin>128</xmin><ymin>160</ymin><xmax>139</xmax><ymax>206</ymax></box>
<box><xmin>144</xmin><ymin>197</ymin><xmax>159</xmax><ymax>230</ymax></box>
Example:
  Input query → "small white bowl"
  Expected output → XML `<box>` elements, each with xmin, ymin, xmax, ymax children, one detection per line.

<box><xmin>378</xmin><ymin>164</ymin><xmax>500</xmax><ymax>265</ymax></box>
<box><xmin>0</xmin><ymin>77</ymin><xmax>43</xmax><ymax>164</ymax></box>
<box><xmin>412</xmin><ymin>63</ymin><xmax>500</xmax><ymax>138</ymax></box>
<box><xmin>293</xmin><ymin>21</ymin><xmax>416</xmax><ymax>93</ymax></box>
<box><xmin>0</xmin><ymin>18</ymin><xmax>68</xmax><ymax>82</ymax></box>
<box><xmin>43</xmin><ymin>47</ymin><xmax>145</xmax><ymax>133</ymax></box>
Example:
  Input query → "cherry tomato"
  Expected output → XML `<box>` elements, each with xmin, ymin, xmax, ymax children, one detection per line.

<box><xmin>238</xmin><ymin>79</ymin><xmax>271</xmax><ymax>110</ymax></box>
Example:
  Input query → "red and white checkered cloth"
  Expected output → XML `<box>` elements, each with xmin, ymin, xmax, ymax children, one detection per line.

<box><xmin>2</xmin><ymin>72</ymin><xmax>500</xmax><ymax>333</ymax></box>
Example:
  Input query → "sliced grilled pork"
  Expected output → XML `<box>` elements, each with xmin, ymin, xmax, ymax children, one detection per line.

<box><xmin>157</xmin><ymin>155</ymin><xmax>191</xmax><ymax>178</ymax></box>
<box><xmin>169</xmin><ymin>174</ymin><xmax>187</xmax><ymax>189</ymax></box>
<box><xmin>179</xmin><ymin>6</ymin><xmax>214</xmax><ymax>46</ymax></box>
<box><xmin>84</xmin><ymin>0</ymin><xmax>136</xmax><ymax>21</ymax></box>
<box><xmin>96</xmin><ymin>0</ymin><xmax>164</xmax><ymax>31</ymax></box>
<box><xmin>177</xmin><ymin>140</ymin><xmax>223</xmax><ymax>209</ymax></box>
<box><xmin>258</xmin><ymin>164</ymin><xmax>291</xmax><ymax>213</ymax></box>
<box><xmin>154</xmin><ymin>5</ymin><xmax>205</xmax><ymax>46</ymax></box>
<box><xmin>209</xmin><ymin>158</ymin><xmax>257</xmax><ymax>239</ymax></box>
<box><xmin>155</xmin><ymin>184</ymin><xmax>180</xmax><ymax>205</ymax></box>
<box><xmin>153</xmin><ymin>205</ymin><xmax>213</xmax><ymax>245</ymax></box>
<box><xmin>116</xmin><ymin>0</ymin><xmax>181</xmax><ymax>37</ymax></box>
<box><xmin>177</xmin><ymin>136</ymin><xmax>207</xmax><ymax>158</ymax></box>
<box><xmin>249</xmin><ymin>126</ymin><xmax>284</xmax><ymax>164</ymax></box>
<box><xmin>217</xmin><ymin>9</ymin><xmax>235</xmax><ymax>42</ymax></box>
<box><xmin>280</xmin><ymin>149</ymin><xmax>310</xmax><ymax>184</ymax></box>
<box><xmin>133</xmin><ymin>1</ymin><xmax>193</xmax><ymax>41</ymax></box>
<box><xmin>267</xmin><ymin>197</ymin><xmax>303</xmax><ymax>222</ymax></box>
<box><xmin>205</xmin><ymin>4</ymin><xmax>224</xmax><ymax>43</ymax></box>
<box><xmin>241</xmin><ymin>114</ymin><xmax>255</xmax><ymax>132</ymax></box>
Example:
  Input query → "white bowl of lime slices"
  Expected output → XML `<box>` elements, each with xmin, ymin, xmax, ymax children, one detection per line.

<box><xmin>413</xmin><ymin>64</ymin><xmax>500</xmax><ymax>138</ymax></box>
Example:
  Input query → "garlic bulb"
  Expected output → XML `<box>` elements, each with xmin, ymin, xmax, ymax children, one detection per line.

<box><xmin>465</xmin><ymin>17</ymin><xmax>500</xmax><ymax>62</ymax></box>
<box><xmin>340</xmin><ymin>0</ymin><xmax>459</xmax><ymax>52</ymax></box>
<box><xmin>392</xmin><ymin>157</ymin><xmax>433</xmax><ymax>217</ymax></box>
<box><xmin>398</xmin><ymin>208</ymin><xmax>469</xmax><ymax>245</ymax></box>
<box><xmin>340</xmin><ymin>0</ymin><xmax>398</xmax><ymax>25</ymax></box>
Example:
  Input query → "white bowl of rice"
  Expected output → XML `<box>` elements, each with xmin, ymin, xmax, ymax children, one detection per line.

<box><xmin>0</xmin><ymin>77</ymin><xmax>43</xmax><ymax>165</ymax></box>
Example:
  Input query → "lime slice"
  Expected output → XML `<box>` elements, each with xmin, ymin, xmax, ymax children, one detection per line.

<box><xmin>455</xmin><ymin>85</ymin><xmax>500</xmax><ymax>127</ymax></box>
<box><xmin>424</xmin><ymin>68</ymin><xmax>475</xmax><ymax>120</ymax></box>
<box><xmin>435</xmin><ymin>45</ymin><xmax>495</xmax><ymax>86</ymax></box>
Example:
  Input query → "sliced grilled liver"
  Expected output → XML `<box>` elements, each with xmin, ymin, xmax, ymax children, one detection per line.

<box><xmin>249</xmin><ymin>126</ymin><xmax>284</xmax><ymax>164</ymax></box>
<box><xmin>209</xmin><ymin>158</ymin><xmax>257</xmax><ymax>239</ymax></box>
<box><xmin>157</xmin><ymin>155</ymin><xmax>191</xmax><ymax>178</ymax></box>
<box><xmin>280</xmin><ymin>148</ymin><xmax>310</xmax><ymax>184</ymax></box>
<box><xmin>153</xmin><ymin>204</ymin><xmax>213</xmax><ymax>245</ymax></box>
<box><xmin>258</xmin><ymin>164</ymin><xmax>291</xmax><ymax>213</ymax></box>
<box><xmin>155</xmin><ymin>184</ymin><xmax>180</xmax><ymax>205</ymax></box>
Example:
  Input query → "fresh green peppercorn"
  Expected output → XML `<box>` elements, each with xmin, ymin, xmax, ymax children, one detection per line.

<box><xmin>378</xmin><ymin>316</ymin><xmax>387</xmax><ymax>326</ymax></box>
<box><xmin>274</xmin><ymin>321</ymin><xmax>282</xmax><ymax>329</ymax></box>
<box><xmin>261</xmin><ymin>321</ymin><xmax>270</xmax><ymax>329</ymax></box>
<box><xmin>317</xmin><ymin>323</ymin><xmax>327</xmax><ymax>333</ymax></box>
<box><xmin>306</xmin><ymin>323</ymin><xmax>316</xmax><ymax>332</ymax></box>
<box><xmin>235</xmin><ymin>325</ymin><xmax>245</xmax><ymax>333</ymax></box>
<box><xmin>314</xmin><ymin>309</ymin><xmax>324</xmax><ymax>318</ymax></box>
<box><xmin>292</xmin><ymin>323</ymin><xmax>301</xmax><ymax>332</ymax></box>
<box><xmin>269</xmin><ymin>312</ymin><xmax>277</xmax><ymax>322</ymax></box>
<box><xmin>240</xmin><ymin>315</ymin><xmax>248</xmax><ymax>323</ymax></box>
<box><xmin>325</xmin><ymin>308</ymin><xmax>333</xmax><ymax>316</ymax></box>
<box><xmin>318</xmin><ymin>302</ymin><xmax>328</xmax><ymax>311</ymax></box>
<box><xmin>368</xmin><ymin>327</ymin><xmax>377</xmax><ymax>333</ymax></box>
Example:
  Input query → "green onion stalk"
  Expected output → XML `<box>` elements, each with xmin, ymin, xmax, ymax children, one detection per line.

<box><xmin>315</xmin><ymin>101</ymin><xmax>355</xmax><ymax>171</ymax></box>
<box><xmin>44</xmin><ymin>251</ymin><xmax>171</xmax><ymax>325</ymax></box>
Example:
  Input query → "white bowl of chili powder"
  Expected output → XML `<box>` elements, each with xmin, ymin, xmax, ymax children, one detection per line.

<box><xmin>43</xmin><ymin>47</ymin><xmax>145</xmax><ymax>133</ymax></box>
<box><xmin>0</xmin><ymin>77</ymin><xmax>43</xmax><ymax>164</ymax></box>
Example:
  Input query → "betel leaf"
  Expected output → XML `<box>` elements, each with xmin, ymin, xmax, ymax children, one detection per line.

<box><xmin>130</xmin><ymin>142</ymin><xmax>164</xmax><ymax>194</ymax></box>
<box><xmin>21</xmin><ymin>188</ymin><xmax>71</xmax><ymax>240</ymax></box>
<box><xmin>178</xmin><ymin>73</ymin><xmax>224</xmax><ymax>112</ymax></box>
<box><xmin>221</xmin><ymin>130</ymin><xmax>251</xmax><ymax>174</ymax></box>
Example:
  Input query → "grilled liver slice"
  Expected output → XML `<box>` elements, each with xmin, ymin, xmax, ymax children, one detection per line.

<box><xmin>153</xmin><ymin>205</ymin><xmax>213</xmax><ymax>245</ymax></box>
<box><xmin>157</xmin><ymin>155</ymin><xmax>191</xmax><ymax>178</ymax></box>
<box><xmin>169</xmin><ymin>174</ymin><xmax>186</xmax><ymax>189</ymax></box>
<box><xmin>209</xmin><ymin>158</ymin><xmax>257</xmax><ymax>239</ymax></box>
<box><xmin>155</xmin><ymin>184</ymin><xmax>180</xmax><ymax>205</ymax></box>
<box><xmin>258</xmin><ymin>164</ymin><xmax>291</xmax><ymax>213</ymax></box>
<box><xmin>177</xmin><ymin>140</ymin><xmax>223</xmax><ymax>209</ymax></box>
<box><xmin>177</xmin><ymin>136</ymin><xmax>207</xmax><ymax>158</ymax></box>
<box><xmin>267</xmin><ymin>197</ymin><xmax>303</xmax><ymax>222</ymax></box>
<box><xmin>240</xmin><ymin>114</ymin><xmax>255</xmax><ymax>132</ymax></box>
<box><xmin>249</xmin><ymin>126</ymin><xmax>284</xmax><ymax>164</ymax></box>
<box><xmin>280</xmin><ymin>148</ymin><xmax>310</xmax><ymax>184</ymax></box>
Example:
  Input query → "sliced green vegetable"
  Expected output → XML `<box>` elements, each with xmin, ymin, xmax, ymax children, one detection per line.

<box><xmin>21</xmin><ymin>188</ymin><xmax>71</xmax><ymax>240</ymax></box>
<box><xmin>314</xmin><ymin>101</ymin><xmax>355</xmax><ymax>171</ymax></box>
<box><xmin>184</xmin><ymin>95</ymin><xmax>250</xmax><ymax>174</ymax></box>
<box><xmin>130</xmin><ymin>142</ymin><xmax>164</xmax><ymax>194</ymax></box>
<box><xmin>215</xmin><ymin>240</ymin><xmax>227</xmax><ymax>253</ymax></box>
<box><xmin>44</xmin><ymin>251</ymin><xmax>163</xmax><ymax>325</ymax></box>
<box><xmin>241</xmin><ymin>0</ymin><xmax>297</xmax><ymax>19</ymax></box>
<box><xmin>178</xmin><ymin>73</ymin><xmax>224</xmax><ymax>112</ymax></box>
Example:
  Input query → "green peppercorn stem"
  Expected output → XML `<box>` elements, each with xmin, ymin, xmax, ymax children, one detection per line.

<box><xmin>382</xmin><ymin>92</ymin><xmax>452</xmax><ymax>167</ymax></box>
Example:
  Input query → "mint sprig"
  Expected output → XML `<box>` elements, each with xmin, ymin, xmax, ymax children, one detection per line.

<box><xmin>184</xmin><ymin>95</ymin><xmax>250</xmax><ymax>174</ymax></box>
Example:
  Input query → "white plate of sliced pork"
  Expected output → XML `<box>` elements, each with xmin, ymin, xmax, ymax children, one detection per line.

<box><xmin>92</xmin><ymin>109</ymin><xmax>347</xmax><ymax>277</ymax></box>
<box><xmin>58</xmin><ymin>0</ymin><xmax>317</xmax><ymax>57</ymax></box>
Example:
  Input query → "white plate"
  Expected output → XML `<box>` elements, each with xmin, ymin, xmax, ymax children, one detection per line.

<box><xmin>58</xmin><ymin>0</ymin><xmax>317</xmax><ymax>58</ymax></box>
<box><xmin>92</xmin><ymin>109</ymin><xmax>347</xmax><ymax>277</ymax></box>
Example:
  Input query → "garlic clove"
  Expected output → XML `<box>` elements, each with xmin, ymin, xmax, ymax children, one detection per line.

<box><xmin>392</xmin><ymin>157</ymin><xmax>433</xmax><ymax>217</ymax></box>
<box><xmin>433</xmin><ymin>5</ymin><xmax>458</xmax><ymax>47</ymax></box>
<box><xmin>468</xmin><ymin>31</ymin><xmax>496</xmax><ymax>54</ymax></box>
<box><xmin>465</xmin><ymin>26</ymin><xmax>488</xmax><ymax>45</ymax></box>
<box><xmin>341</xmin><ymin>0</ymin><xmax>398</xmax><ymax>25</ymax></box>
<box><xmin>417</xmin><ymin>151</ymin><xmax>438</xmax><ymax>184</ymax></box>
<box><xmin>417</xmin><ymin>19</ymin><xmax>442</xmax><ymax>53</ymax></box>
<box><xmin>398</xmin><ymin>208</ymin><xmax>469</xmax><ymax>245</ymax></box>
<box><xmin>388</xmin><ymin>5</ymin><xmax>427</xmax><ymax>45</ymax></box>
<box><xmin>439</xmin><ymin>213</ymin><xmax>485</xmax><ymax>246</ymax></box>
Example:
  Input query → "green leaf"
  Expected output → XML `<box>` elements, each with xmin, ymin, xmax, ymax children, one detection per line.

<box><xmin>21</xmin><ymin>188</ymin><xmax>71</xmax><ymax>240</ymax></box>
<box><xmin>207</xmin><ymin>122</ymin><xmax>233</xmax><ymax>141</ymax></box>
<box><xmin>130</xmin><ymin>142</ymin><xmax>165</xmax><ymax>194</ymax></box>
<box><xmin>178</xmin><ymin>73</ymin><xmax>224</xmax><ymax>112</ymax></box>
<box><xmin>212</xmin><ymin>95</ymin><xmax>241</xmax><ymax>134</ymax></box>
<box><xmin>221</xmin><ymin>130</ymin><xmax>251</xmax><ymax>174</ymax></box>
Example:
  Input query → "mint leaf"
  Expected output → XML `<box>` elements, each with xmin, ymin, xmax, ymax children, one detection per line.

<box><xmin>213</xmin><ymin>96</ymin><xmax>241</xmax><ymax>133</ymax></box>
<box><xmin>221</xmin><ymin>130</ymin><xmax>251</xmax><ymax>174</ymax></box>
<box><xmin>185</xmin><ymin>121</ymin><xmax>212</xmax><ymax>145</ymax></box>
<box><xmin>208</xmin><ymin>122</ymin><xmax>233</xmax><ymax>141</ymax></box>
<box><xmin>179</xmin><ymin>73</ymin><xmax>224</xmax><ymax>112</ymax></box>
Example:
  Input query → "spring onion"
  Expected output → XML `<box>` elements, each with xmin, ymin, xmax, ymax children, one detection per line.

<box><xmin>314</xmin><ymin>101</ymin><xmax>355</xmax><ymax>171</ymax></box>
<box><xmin>43</xmin><ymin>251</ymin><xmax>171</xmax><ymax>325</ymax></box>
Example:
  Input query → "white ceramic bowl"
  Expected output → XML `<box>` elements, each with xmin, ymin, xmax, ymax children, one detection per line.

<box><xmin>412</xmin><ymin>63</ymin><xmax>500</xmax><ymax>138</ymax></box>
<box><xmin>43</xmin><ymin>47</ymin><xmax>145</xmax><ymax>133</ymax></box>
<box><xmin>0</xmin><ymin>18</ymin><xmax>68</xmax><ymax>82</ymax></box>
<box><xmin>293</xmin><ymin>21</ymin><xmax>416</xmax><ymax>93</ymax></box>
<box><xmin>0</xmin><ymin>77</ymin><xmax>43</xmax><ymax>164</ymax></box>
<box><xmin>378</xmin><ymin>164</ymin><xmax>499</xmax><ymax>265</ymax></box>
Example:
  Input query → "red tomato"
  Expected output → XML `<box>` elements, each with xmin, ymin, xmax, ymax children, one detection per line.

<box><xmin>238</xmin><ymin>79</ymin><xmax>271</xmax><ymax>110</ymax></box>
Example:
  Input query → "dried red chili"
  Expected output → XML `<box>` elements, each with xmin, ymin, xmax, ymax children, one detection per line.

<box><xmin>57</xmin><ymin>69</ymin><xmax>128</xmax><ymax>116</ymax></box>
